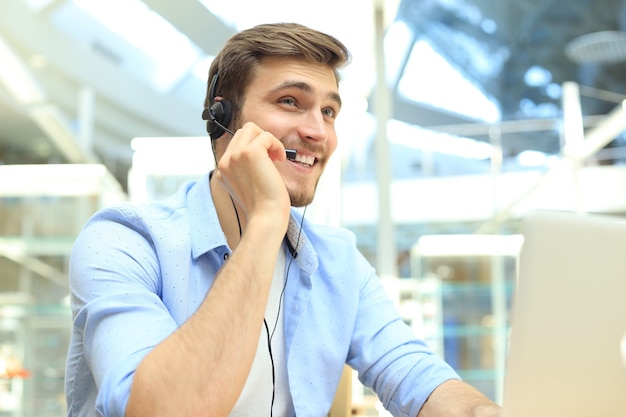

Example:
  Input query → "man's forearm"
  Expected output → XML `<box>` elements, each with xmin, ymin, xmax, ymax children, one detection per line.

<box><xmin>418</xmin><ymin>379</ymin><xmax>502</xmax><ymax>417</ymax></box>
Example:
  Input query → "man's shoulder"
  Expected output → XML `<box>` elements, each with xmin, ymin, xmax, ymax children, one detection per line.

<box><xmin>85</xmin><ymin>178</ymin><xmax>204</xmax><ymax>235</ymax></box>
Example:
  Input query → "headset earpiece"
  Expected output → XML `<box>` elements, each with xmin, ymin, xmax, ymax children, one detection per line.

<box><xmin>202</xmin><ymin>73</ymin><xmax>233</xmax><ymax>139</ymax></box>
<box><xmin>207</xmin><ymin>100</ymin><xmax>232</xmax><ymax>139</ymax></box>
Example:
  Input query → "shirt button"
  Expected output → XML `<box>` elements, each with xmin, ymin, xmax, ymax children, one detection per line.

<box><xmin>223</xmin><ymin>253</ymin><xmax>229</xmax><ymax>260</ymax></box>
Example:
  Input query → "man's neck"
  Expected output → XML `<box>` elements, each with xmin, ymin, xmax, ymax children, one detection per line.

<box><xmin>209</xmin><ymin>173</ymin><xmax>243</xmax><ymax>250</ymax></box>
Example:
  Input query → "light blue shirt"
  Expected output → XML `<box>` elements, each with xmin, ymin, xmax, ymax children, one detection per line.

<box><xmin>65</xmin><ymin>174</ymin><xmax>459</xmax><ymax>417</ymax></box>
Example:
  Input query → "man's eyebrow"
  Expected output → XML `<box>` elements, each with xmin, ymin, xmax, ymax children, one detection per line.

<box><xmin>271</xmin><ymin>80</ymin><xmax>342</xmax><ymax>108</ymax></box>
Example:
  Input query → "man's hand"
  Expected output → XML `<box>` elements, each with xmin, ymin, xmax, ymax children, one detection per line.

<box><xmin>213</xmin><ymin>121</ymin><xmax>291</xmax><ymax>235</ymax></box>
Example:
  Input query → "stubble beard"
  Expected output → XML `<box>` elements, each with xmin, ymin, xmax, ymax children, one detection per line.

<box><xmin>288</xmin><ymin>175</ymin><xmax>321</xmax><ymax>207</ymax></box>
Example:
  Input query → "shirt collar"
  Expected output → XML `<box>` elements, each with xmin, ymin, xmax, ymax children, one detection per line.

<box><xmin>187</xmin><ymin>172</ymin><xmax>318</xmax><ymax>274</ymax></box>
<box><xmin>286</xmin><ymin>208</ymin><xmax>318</xmax><ymax>274</ymax></box>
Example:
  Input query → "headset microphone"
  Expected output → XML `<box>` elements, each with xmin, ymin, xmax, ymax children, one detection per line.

<box><xmin>285</xmin><ymin>149</ymin><xmax>297</xmax><ymax>161</ymax></box>
<box><xmin>202</xmin><ymin>73</ymin><xmax>297</xmax><ymax>161</ymax></box>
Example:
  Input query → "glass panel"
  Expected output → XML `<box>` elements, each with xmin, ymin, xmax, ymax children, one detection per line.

<box><xmin>411</xmin><ymin>235</ymin><xmax>521</xmax><ymax>402</ymax></box>
<box><xmin>0</xmin><ymin>164</ymin><xmax>124</xmax><ymax>416</ymax></box>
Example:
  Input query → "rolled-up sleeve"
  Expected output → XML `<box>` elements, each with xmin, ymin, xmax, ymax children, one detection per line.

<box><xmin>68</xmin><ymin>207</ymin><xmax>180</xmax><ymax>417</ymax></box>
<box><xmin>285</xmin><ymin>222</ymin><xmax>460</xmax><ymax>417</ymax></box>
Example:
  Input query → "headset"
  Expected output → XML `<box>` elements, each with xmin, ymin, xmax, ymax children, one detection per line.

<box><xmin>201</xmin><ymin>73</ymin><xmax>297</xmax><ymax>160</ymax></box>
<box><xmin>202</xmin><ymin>73</ymin><xmax>233</xmax><ymax>140</ymax></box>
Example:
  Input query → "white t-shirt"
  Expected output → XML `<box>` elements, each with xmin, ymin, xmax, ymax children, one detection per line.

<box><xmin>229</xmin><ymin>245</ymin><xmax>294</xmax><ymax>417</ymax></box>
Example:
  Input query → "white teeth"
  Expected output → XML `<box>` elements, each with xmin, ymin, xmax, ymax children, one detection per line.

<box><xmin>294</xmin><ymin>154</ymin><xmax>315</xmax><ymax>166</ymax></box>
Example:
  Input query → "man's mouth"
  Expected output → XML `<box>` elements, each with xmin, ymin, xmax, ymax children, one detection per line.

<box><xmin>291</xmin><ymin>153</ymin><xmax>316</xmax><ymax>168</ymax></box>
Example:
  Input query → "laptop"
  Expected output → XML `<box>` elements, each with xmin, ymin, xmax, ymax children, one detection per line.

<box><xmin>502</xmin><ymin>209</ymin><xmax>626</xmax><ymax>417</ymax></box>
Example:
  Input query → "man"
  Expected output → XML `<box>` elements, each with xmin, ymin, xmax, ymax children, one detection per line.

<box><xmin>65</xmin><ymin>22</ymin><xmax>501</xmax><ymax>417</ymax></box>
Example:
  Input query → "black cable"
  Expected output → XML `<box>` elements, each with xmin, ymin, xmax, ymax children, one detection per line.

<box><xmin>270</xmin><ymin>205</ymin><xmax>307</xmax><ymax>340</ymax></box>
<box><xmin>263</xmin><ymin>318</ymin><xmax>277</xmax><ymax>417</ymax></box>
<box><xmin>229</xmin><ymin>195</ymin><xmax>242</xmax><ymax>237</ymax></box>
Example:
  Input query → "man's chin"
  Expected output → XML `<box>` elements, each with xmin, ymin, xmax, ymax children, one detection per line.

<box><xmin>289</xmin><ymin>194</ymin><xmax>314</xmax><ymax>208</ymax></box>
<box><xmin>288</xmin><ymin>185</ymin><xmax>316</xmax><ymax>207</ymax></box>
<box><xmin>287</xmin><ymin>177</ymin><xmax>320</xmax><ymax>208</ymax></box>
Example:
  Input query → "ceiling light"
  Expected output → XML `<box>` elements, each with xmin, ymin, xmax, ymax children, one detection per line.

<box><xmin>566</xmin><ymin>31</ymin><xmax>626</xmax><ymax>65</ymax></box>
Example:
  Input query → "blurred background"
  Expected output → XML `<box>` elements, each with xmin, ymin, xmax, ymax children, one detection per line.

<box><xmin>1</xmin><ymin>0</ymin><xmax>626</xmax><ymax>415</ymax></box>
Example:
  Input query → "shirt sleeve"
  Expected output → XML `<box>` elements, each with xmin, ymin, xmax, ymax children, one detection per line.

<box><xmin>69</xmin><ymin>205</ymin><xmax>180</xmax><ymax>417</ymax></box>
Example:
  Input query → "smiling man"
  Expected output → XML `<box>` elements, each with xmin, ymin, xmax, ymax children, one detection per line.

<box><xmin>65</xmin><ymin>23</ymin><xmax>501</xmax><ymax>417</ymax></box>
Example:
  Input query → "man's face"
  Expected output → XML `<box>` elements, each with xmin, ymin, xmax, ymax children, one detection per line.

<box><xmin>237</xmin><ymin>56</ymin><xmax>341</xmax><ymax>207</ymax></box>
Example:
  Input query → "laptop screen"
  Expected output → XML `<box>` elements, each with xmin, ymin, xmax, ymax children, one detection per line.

<box><xmin>502</xmin><ymin>209</ymin><xmax>626</xmax><ymax>417</ymax></box>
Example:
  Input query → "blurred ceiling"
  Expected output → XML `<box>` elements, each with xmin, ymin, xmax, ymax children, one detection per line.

<box><xmin>0</xmin><ymin>0</ymin><xmax>626</xmax><ymax>179</ymax></box>
<box><xmin>382</xmin><ymin>0</ymin><xmax>626</xmax><ymax>176</ymax></box>
<box><xmin>1</xmin><ymin>0</ymin><xmax>626</xmax><ymax>255</ymax></box>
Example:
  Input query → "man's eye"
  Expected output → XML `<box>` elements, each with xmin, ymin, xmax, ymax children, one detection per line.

<box><xmin>280</xmin><ymin>97</ymin><xmax>296</xmax><ymax>106</ymax></box>
<box><xmin>322</xmin><ymin>108</ymin><xmax>336</xmax><ymax>118</ymax></box>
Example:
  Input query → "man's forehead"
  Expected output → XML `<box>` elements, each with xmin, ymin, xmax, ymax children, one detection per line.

<box><xmin>253</xmin><ymin>57</ymin><xmax>341</xmax><ymax>102</ymax></box>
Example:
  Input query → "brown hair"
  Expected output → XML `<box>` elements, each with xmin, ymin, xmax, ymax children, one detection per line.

<box><xmin>204</xmin><ymin>22</ymin><xmax>351</xmax><ymax>119</ymax></box>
